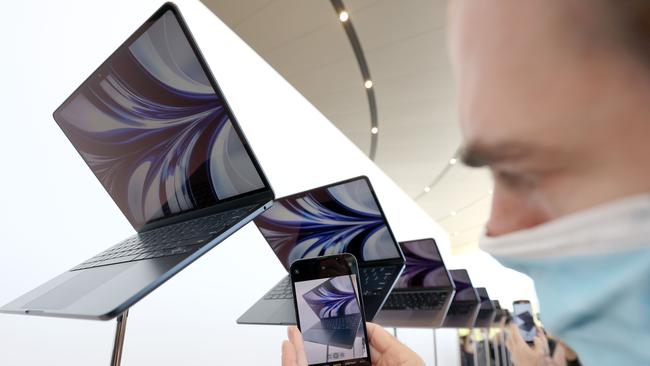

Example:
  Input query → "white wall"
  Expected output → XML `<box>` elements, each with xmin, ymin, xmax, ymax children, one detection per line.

<box><xmin>0</xmin><ymin>0</ymin><xmax>467</xmax><ymax>364</ymax></box>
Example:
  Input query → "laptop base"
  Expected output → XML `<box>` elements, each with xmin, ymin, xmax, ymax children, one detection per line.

<box><xmin>373</xmin><ymin>289</ymin><xmax>453</xmax><ymax>328</ymax></box>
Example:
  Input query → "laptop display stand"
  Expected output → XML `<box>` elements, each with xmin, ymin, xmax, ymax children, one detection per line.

<box><xmin>110</xmin><ymin>309</ymin><xmax>129</xmax><ymax>366</ymax></box>
<box><xmin>431</xmin><ymin>329</ymin><xmax>438</xmax><ymax>366</ymax></box>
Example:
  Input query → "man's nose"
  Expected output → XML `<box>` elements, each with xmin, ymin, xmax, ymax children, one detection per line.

<box><xmin>486</xmin><ymin>184</ymin><xmax>549</xmax><ymax>236</ymax></box>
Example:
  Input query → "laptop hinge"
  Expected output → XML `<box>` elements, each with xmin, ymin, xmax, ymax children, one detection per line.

<box><xmin>139</xmin><ymin>190</ymin><xmax>273</xmax><ymax>232</ymax></box>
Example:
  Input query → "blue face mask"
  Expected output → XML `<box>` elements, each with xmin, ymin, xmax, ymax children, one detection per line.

<box><xmin>479</xmin><ymin>194</ymin><xmax>650</xmax><ymax>366</ymax></box>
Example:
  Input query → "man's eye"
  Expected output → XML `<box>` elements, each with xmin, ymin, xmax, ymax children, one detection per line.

<box><xmin>496</xmin><ymin>170</ymin><xmax>536</xmax><ymax>189</ymax></box>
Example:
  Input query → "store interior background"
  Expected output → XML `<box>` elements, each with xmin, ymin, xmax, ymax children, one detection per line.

<box><xmin>203</xmin><ymin>0</ymin><xmax>537</xmax><ymax>309</ymax></box>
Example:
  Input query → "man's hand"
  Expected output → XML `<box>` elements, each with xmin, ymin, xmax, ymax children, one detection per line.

<box><xmin>365</xmin><ymin>322</ymin><xmax>425</xmax><ymax>366</ymax></box>
<box><xmin>281</xmin><ymin>323</ymin><xmax>425</xmax><ymax>366</ymax></box>
<box><xmin>506</xmin><ymin>324</ymin><xmax>567</xmax><ymax>366</ymax></box>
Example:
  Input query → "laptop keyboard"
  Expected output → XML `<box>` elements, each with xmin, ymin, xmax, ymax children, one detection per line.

<box><xmin>264</xmin><ymin>277</ymin><xmax>294</xmax><ymax>300</ymax></box>
<box><xmin>263</xmin><ymin>266</ymin><xmax>397</xmax><ymax>300</ymax></box>
<box><xmin>447</xmin><ymin>302</ymin><xmax>478</xmax><ymax>315</ymax></box>
<box><xmin>72</xmin><ymin>204</ymin><xmax>258</xmax><ymax>271</ymax></box>
<box><xmin>382</xmin><ymin>291</ymin><xmax>448</xmax><ymax>311</ymax></box>
<box><xmin>359</xmin><ymin>266</ymin><xmax>396</xmax><ymax>296</ymax></box>
<box><xmin>320</xmin><ymin>315</ymin><xmax>361</xmax><ymax>330</ymax></box>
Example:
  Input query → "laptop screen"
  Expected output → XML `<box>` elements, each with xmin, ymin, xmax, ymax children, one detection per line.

<box><xmin>254</xmin><ymin>177</ymin><xmax>402</xmax><ymax>269</ymax></box>
<box><xmin>53</xmin><ymin>9</ymin><xmax>266</xmax><ymax>230</ymax></box>
<box><xmin>301</xmin><ymin>276</ymin><xmax>361</xmax><ymax>319</ymax></box>
<box><xmin>449</xmin><ymin>269</ymin><xmax>477</xmax><ymax>301</ymax></box>
<box><xmin>394</xmin><ymin>238</ymin><xmax>452</xmax><ymax>289</ymax></box>
<box><xmin>477</xmin><ymin>287</ymin><xmax>494</xmax><ymax>309</ymax></box>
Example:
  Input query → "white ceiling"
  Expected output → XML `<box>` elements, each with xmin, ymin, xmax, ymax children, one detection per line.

<box><xmin>201</xmin><ymin>0</ymin><xmax>493</xmax><ymax>251</ymax></box>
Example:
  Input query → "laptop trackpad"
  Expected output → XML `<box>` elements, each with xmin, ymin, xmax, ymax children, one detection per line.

<box><xmin>24</xmin><ymin>265</ymin><xmax>128</xmax><ymax>310</ymax></box>
<box><xmin>273</xmin><ymin>300</ymin><xmax>297</xmax><ymax>325</ymax></box>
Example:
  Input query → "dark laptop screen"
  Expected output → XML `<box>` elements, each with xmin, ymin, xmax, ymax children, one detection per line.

<box><xmin>255</xmin><ymin>178</ymin><xmax>402</xmax><ymax>269</ymax></box>
<box><xmin>450</xmin><ymin>269</ymin><xmax>477</xmax><ymax>301</ymax></box>
<box><xmin>54</xmin><ymin>10</ymin><xmax>266</xmax><ymax>230</ymax></box>
<box><xmin>394</xmin><ymin>238</ymin><xmax>452</xmax><ymax>289</ymax></box>
<box><xmin>477</xmin><ymin>287</ymin><xmax>494</xmax><ymax>309</ymax></box>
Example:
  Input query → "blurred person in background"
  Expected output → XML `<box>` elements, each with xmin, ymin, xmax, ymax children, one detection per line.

<box><xmin>283</xmin><ymin>0</ymin><xmax>650</xmax><ymax>364</ymax></box>
<box><xmin>460</xmin><ymin>334</ymin><xmax>475</xmax><ymax>366</ymax></box>
<box><xmin>506</xmin><ymin>325</ymin><xmax>567</xmax><ymax>366</ymax></box>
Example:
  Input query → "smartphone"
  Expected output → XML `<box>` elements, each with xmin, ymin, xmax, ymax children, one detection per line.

<box><xmin>290</xmin><ymin>254</ymin><xmax>371</xmax><ymax>366</ymax></box>
<box><xmin>513</xmin><ymin>300</ymin><xmax>537</xmax><ymax>344</ymax></box>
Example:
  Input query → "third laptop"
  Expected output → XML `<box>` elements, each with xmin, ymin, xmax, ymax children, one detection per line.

<box><xmin>374</xmin><ymin>238</ymin><xmax>455</xmax><ymax>328</ymax></box>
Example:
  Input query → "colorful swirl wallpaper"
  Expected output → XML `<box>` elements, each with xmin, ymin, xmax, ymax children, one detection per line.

<box><xmin>395</xmin><ymin>239</ymin><xmax>451</xmax><ymax>289</ymax></box>
<box><xmin>255</xmin><ymin>179</ymin><xmax>401</xmax><ymax>267</ymax></box>
<box><xmin>302</xmin><ymin>276</ymin><xmax>360</xmax><ymax>319</ymax></box>
<box><xmin>55</xmin><ymin>11</ymin><xmax>264</xmax><ymax>229</ymax></box>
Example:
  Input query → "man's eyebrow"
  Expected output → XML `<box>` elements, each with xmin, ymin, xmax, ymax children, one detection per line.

<box><xmin>460</xmin><ymin>142</ymin><xmax>532</xmax><ymax>167</ymax></box>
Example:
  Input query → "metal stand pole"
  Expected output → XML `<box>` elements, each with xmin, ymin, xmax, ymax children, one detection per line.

<box><xmin>492</xmin><ymin>330</ymin><xmax>500</xmax><ymax>366</ymax></box>
<box><xmin>499</xmin><ymin>330</ymin><xmax>508</xmax><ymax>366</ymax></box>
<box><xmin>110</xmin><ymin>309</ymin><xmax>129</xmax><ymax>366</ymax></box>
<box><xmin>481</xmin><ymin>329</ymin><xmax>490</xmax><ymax>366</ymax></box>
<box><xmin>432</xmin><ymin>329</ymin><xmax>438</xmax><ymax>366</ymax></box>
<box><xmin>472</xmin><ymin>330</ymin><xmax>479</xmax><ymax>366</ymax></box>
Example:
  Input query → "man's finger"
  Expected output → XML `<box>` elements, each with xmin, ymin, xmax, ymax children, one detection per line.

<box><xmin>508</xmin><ymin>323</ymin><xmax>526</xmax><ymax>347</ymax></box>
<box><xmin>553</xmin><ymin>344</ymin><xmax>568</xmax><ymax>366</ymax></box>
<box><xmin>366</xmin><ymin>322</ymin><xmax>399</xmax><ymax>354</ymax></box>
<box><xmin>534</xmin><ymin>328</ymin><xmax>550</xmax><ymax>356</ymax></box>
<box><xmin>533</xmin><ymin>335</ymin><xmax>546</xmax><ymax>356</ymax></box>
<box><xmin>288</xmin><ymin>326</ymin><xmax>308</xmax><ymax>366</ymax></box>
<box><xmin>282</xmin><ymin>340</ymin><xmax>297</xmax><ymax>366</ymax></box>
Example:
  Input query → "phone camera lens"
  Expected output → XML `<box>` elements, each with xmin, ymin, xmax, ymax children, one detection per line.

<box><xmin>294</xmin><ymin>269</ymin><xmax>299</xmax><ymax>274</ymax></box>
<box><xmin>321</xmin><ymin>266</ymin><xmax>326</xmax><ymax>270</ymax></box>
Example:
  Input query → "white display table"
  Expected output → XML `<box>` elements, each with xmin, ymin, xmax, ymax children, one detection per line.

<box><xmin>0</xmin><ymin>0</ymin><xmax>460</xmax><ymax>364</ymax></box>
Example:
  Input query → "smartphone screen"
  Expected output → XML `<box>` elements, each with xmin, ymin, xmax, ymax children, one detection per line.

<box><xmin>513</xmin><ymin>301</ymin><xmax>537</xmax><ymax>343</ymax></box>
<box><xmin>291</xmin><ymin>254</ymin><xmax>371</xmax><ymax>366</ymax></box>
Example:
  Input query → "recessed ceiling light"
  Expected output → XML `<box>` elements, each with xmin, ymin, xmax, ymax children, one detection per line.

<box><xmin>339</xmin><ymin>11</ymin><xmax>349</xmax><ymax>22</ymax></box>
<box><xmin>371</xmin><ymin>127</ymin><xmax>378</xmax><ymax>134</ymax></box>
<box><xmin>449</xmin><ymin>157</ymin><xmax>458</xmax><ymax>165</ymax></box>
<box><xmin>450</xmin><ymin>211</ymin><xmax>457</xmax><ymax>216</ymax></box>
<box><xmin>364</xmin><ymin>80</ymin><xmax>373</xmax><ymax>89</ymax></box>
<box><xmin>423</xmin><ymin>186</ymin><xmax>431</xmax><ymax>193</ymax></box>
